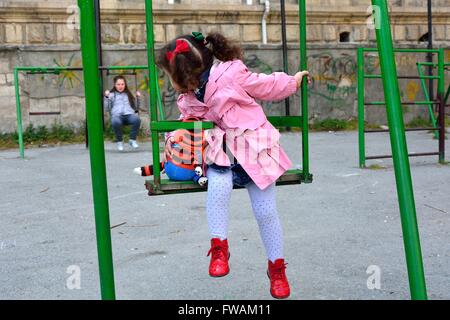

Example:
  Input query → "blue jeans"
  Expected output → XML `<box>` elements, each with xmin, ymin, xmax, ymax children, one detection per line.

<box><xmin>111</xmin><ymin>114</ymin><xmax>141</xmax><ymax>142</ymax></box>
<box><xmin>165</xmin><ymin>161</ymin><xmax>200</xmax><ymax>183</ymax></box>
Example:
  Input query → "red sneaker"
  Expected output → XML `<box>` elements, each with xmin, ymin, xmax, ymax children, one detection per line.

<box><xmin>207</xmin><ymin>238</ymin><xmax>230</xmax><ymax>277</ymax></box>
<box><xmin>267</xmin><ymin>259</ymin><xmax>290</xmax><ymax>299</ymax></box>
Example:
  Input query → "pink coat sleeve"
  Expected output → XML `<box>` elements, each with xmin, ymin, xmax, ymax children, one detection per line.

<box><xmin>177</xmin><ymin>93</ymin><xmax>208</xmax><ymax>118</ymax></box>
<box><xmin>233</xmin><ymin>60</ymin><xmax>299</xmax><ymax>101</ymax></box>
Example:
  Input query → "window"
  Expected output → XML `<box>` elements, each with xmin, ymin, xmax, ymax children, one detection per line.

<box><xmin>339</xmin><ymin>31</ymin><xmax>351</xmax><ymax>43</ymax></box>
<box><xmin>418</xmin><ymin>32</ymin><xmax>429</xmax><ymax>42</ymax></box>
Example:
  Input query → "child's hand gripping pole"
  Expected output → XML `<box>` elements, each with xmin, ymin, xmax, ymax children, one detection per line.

<box><xmin>294</xmin><ymin>70</ymin><xmax>312</xmax><ymax>88</ymax></box>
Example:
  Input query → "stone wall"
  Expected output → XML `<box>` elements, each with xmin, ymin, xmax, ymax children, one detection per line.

<box><xmin>2</xmin><ymin>0</ymin><xmax>450</xmax><ymax>46</ymax></box>
<box><xmin>0</xmin><ymin>0</ymin><xmax>449</xmax><ymax>133</ymax></box>
<box><xmin>3</xmin><ymin>44</ymin><xmax>448</xmax><ymax>133</ymax></box>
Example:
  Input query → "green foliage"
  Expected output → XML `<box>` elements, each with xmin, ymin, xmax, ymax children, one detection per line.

<box><xmin>49</xmin><ymin>123</ymin><xmax>77</xmax><ymax>141</ymax></box>
<box><xmin>311</xmin><ymin>118</ymin><xmax>358</xmax><ymax>131</ymax></box>
<box><xmin>0</xmin><ymin>132</ymin><xmax>16</xmax><ymax>149</ymax></box>
<box><xmin>0</xmin><ymin>122</ymin><xmax>83</xmax><ymax>149</ymax></box>
<box><xmin>405</xmin><ymin>117</ymin><xmax>431</xmax><ymax>128</ymax></box>
<box><xmin>368</xmin><ymin>164</ymin><xmax>387</xmax><ymax>170</ymax></box>
<box><xmin>19</xmin><ymin>123</ymin><xmax>76</xmax><ymax>143</ymax></box>
<box><xmin>0</xmin><ymin>119</ymin><xmax>151</xmax><ymax>150</ymax></box>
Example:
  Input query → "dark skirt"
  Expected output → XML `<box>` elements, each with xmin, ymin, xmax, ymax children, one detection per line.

<box><xmin>208</xmin><ymin>163</ymin><xmax>253</xmax><ymax>187</ymax></box>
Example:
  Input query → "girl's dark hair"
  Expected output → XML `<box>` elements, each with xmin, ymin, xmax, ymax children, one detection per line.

<box><xmin>111</xmin><ymin>75</ymin><xmax>136</xmax><ymax>109</ymax></box>
<box><xmin>157</xmin><ymin>32</ymin><xmax>243</xmax><ymax>92</ymax></box>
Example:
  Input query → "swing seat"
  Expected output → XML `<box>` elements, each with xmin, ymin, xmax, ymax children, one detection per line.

<box><xmin>144</xmin><ymin>116</ymin><xmax>313</xmax><ymax>196</ymax></box>
<box><xmin>145</xmin><ymin>169</ymin><xmax>313</xmax><ymax>196</ymax></box>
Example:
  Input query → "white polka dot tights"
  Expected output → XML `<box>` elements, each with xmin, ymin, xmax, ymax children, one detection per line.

<box><xmin>206</xmin><ymin>167</ymin><xmax>284</xmax><ymax>262</ymax></box>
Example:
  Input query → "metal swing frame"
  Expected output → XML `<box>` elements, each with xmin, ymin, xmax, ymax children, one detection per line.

<box><xmin>13</xmin><ymin>65</ymin><xmax>156</xmax><ymax>159</ymax></box>
<box><xmin>357</xmin><ymin>47</ymin><xmax>447</xmax><ymax>168</ymax></box>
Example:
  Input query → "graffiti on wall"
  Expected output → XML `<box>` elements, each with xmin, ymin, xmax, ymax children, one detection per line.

<box><xmin>29</xmin><ymin>49</ymin><xmax>442</xmax><ymax>119</ymax></box>
<box><xmin>307</xmin><ymin>52</ymin><xmax>357</xmax><ymax>107</ymax></box>
<box><xmin>364</xmin><ymin>54</ymin><xmax>380</xmax><ymax>74</ymax></box>
<box><xmin>134</xmin><ymin>68</ymin><xmax>179</xmax><ymax>119</ymax></box>
<box><xmin>363</xmin><ymin>53</ymin><xmax>437</xmax><ymax>103</ymax></box>
<box><xmin>364</xmin><ymin>54</ymin><xmax>422</xmax><ymax>73</ymax></box>
<box><xmin>244</xmin><ymin>55</ymin><xmax>274</xmax><ymax>74</ymax></box>
<box><xmin>404</xmin><ymin>81</ymin><xmax>420</xmax><ymax>101</ymax></box>
<box><xmin>53</xmin><ymin>54</ymin><xmax>82</xmax><ymax>90</ymax></box>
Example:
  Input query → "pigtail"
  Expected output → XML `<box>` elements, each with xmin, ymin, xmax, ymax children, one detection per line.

<box><xmin>205</xmin><ymin>32</ymin><xmax>243</xmax><ymax>62</ymax></box>
<box><xmin>172</xmin><ymin>52</ymin><xmax>204</xmax><ymax>92</ymax></box>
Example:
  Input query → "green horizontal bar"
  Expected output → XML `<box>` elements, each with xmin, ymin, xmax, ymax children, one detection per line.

<box><xmin>15</xmin><ymin>66</ymin><xmax>80</xmax><ymax>72</ymax></box>
<box><xmin>150</xmin><ymin>117</ymin><xmax>303</xmax><ymax>132</ymax></box>
<box><xmin>14</xmin><ymin>65</ymin><xmax>149</xmax><ymax>73</ymax></box>
<box><xmin>364</xmin><ymin>74</ymin><xmax>440</xmax><ymax>79</ymax></box>
<box><xmin>101</xmin><ymin>65</ymin><xmax>148</xmax><ymax>70</ymax></box>
<box><xmin>413</xmin><ymin>75</ymin><xmax>440</xmax><ymax>79</ymax></box>
<box><xmin>366</xmin><ymin>101</ymin><xmax>436</xmax><ymax>105</ymax></box>
<box><xmin>267</xmin><ymin>116</ymin><xmax>303</xmax><ymax>128</ymax></box>
<box><xmin>150</xmin><ymin>121</ymin><xmax>215</xmax><ymax>132</ymax></box>
<box><xmin>407</xmin><ymin>101</ymin><xmax>436</xmax><ymax>105</ymax></box>
<box><xmin>362</xmin><ymin>48</ymin><xmax>440</xmax><ymax>53</ymax></box>
<box><xmin>417</xmin><ymin>62</ymin><xmax>450</xmax><ymax>67</ymax></box>
<box><xmin>364</xmin><ymin>74</ymin><xmax>382</xmax><ymax>79</ymax></box>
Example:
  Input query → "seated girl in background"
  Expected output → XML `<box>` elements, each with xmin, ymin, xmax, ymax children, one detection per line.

<box><xmin>104</xmin><ymin>75</ymin><xmax>141</xmax><ymax>151</ymax></box>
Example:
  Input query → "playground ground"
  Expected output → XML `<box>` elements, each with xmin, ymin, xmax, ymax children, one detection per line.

<box><xmin>0</xmin><ymin>130</ymin><xmax>449</xmax><ymax>300</ymax></box>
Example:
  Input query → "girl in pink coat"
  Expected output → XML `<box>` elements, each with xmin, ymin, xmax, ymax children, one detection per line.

<box><xmin>158</xmin><ymin>32</ymin><xmax>310</xmax><ymax>299</ymax></box>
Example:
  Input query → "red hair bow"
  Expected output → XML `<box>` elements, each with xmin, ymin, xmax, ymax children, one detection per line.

<box><xmin>166</xmin><ymin>39</ymin><xmax>190</xmax><ymax>63</ymax></box>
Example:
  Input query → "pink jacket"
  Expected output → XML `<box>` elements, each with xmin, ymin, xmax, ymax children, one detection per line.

<box><xmin>177</xmin><ymin>59</ymin><xmax>299</xmax><ymax>190</ymax></box>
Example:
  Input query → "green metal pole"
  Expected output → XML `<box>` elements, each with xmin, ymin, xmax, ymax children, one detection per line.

<box><xmin>78</xmin><ymin>0</ymin><xmax>116</xmax><ymax>300</ymax></box>
<box><xmin>357</xmin><ymin>48</ymin><xmax>366</xmax><ymax>168</ymax></box>
<box><xmin>371</xmin><ymin>0</ymin><xmax>427</xmax><ymax>300</ymax></box>
<box><xmin>14</xmin><ymin>68</ymin><xmax>25</xmax><ymax>159</ymax></box>
<box><xmin>416</xmin><ymin>62</ymin><xmax>438</xmax><ymax>139</ymax></box>
<box><xmin>281</xmin><ymin>0</ymin><xmax>291</xmax><ymax>126</ymax></box>
<box><xmin>145</xmin><ymin>0</ymin><xmax>162</xmax><ymax>185</ymax></box>
<box><xmin>299</xmin><ymin>0</ymin><xmax>311</xmax><ymax>181</ymax></box>
<box><xmin>437</xmin><ymin>48</ymin><xmax>445</xmax><ymax>164</ymax></box>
